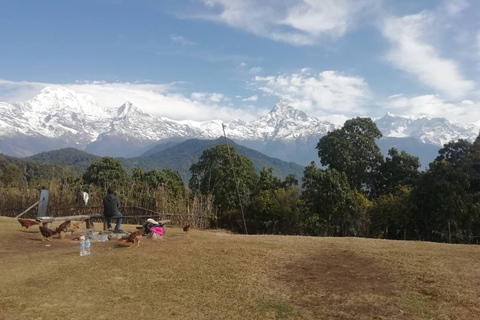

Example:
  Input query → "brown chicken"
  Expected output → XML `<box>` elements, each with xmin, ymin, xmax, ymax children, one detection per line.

<box><xmin>183</xmin><ymin>225</ymin><xmax>191</xmax><ymax>233</ymax></box>
<box><xmin>71</xmin><ymin>221</ymin><xmax>82</xmax><ymax>229</ymax></box>
<box><xmin>121</xmin><ymin>231</ymin><xmax>142</xmax><ymax>248</ymax></box>
<box><xmin>56</xmin><ymin>221</ymin><xmax>71</xmax><ymax>233</ymax></box>
<box><xmin>39</xmin><ymin>226</ymin><xmax>57</xmax><ymax>241</ymax></box>
<box><xmin>18</xmin><ymin>219</ymin><xmax>40</xmax><ymax>230</ymax></box>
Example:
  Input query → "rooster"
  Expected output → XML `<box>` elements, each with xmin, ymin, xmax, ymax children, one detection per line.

<box><xmin>39</xmin><ymin>226</ymin><xmax>57</xmax><ymax>241</ymax></box>
<box><xmin>183</xmin><ymin>225</ymin><xmax>191</xmax><ymax>233</ymax></box>
<box><xmin>121</xmin><ymin>231</ymin><xmax>142</xmax><ymax>248</ymax></box>
<box><xmin>18</xmin><ymin>219</ymin><xmax>40</xmax><ymax>230</ymax></box>
<box><xmin>55</xmin><ymin>221</ymin><xmax>71</xmax><ymax>234</ymax></box>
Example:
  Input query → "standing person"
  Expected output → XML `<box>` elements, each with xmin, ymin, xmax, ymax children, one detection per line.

<box><xmin>103</xmin><ymin>187</ymin><xmax>123</xmax><ymax>232</ymax></box>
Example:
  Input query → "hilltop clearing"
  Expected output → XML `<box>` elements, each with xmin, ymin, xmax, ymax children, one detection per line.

<box><xmin>0</xmin><ymin>217</ymin><xmax>479</xmax><ymax>319</ymax></box>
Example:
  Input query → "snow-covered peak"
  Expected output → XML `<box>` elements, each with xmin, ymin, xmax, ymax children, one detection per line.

<box><xmin>116</xmin><ymin>101</ymin><xmax>151</xmax><ymax>119</ymax></box>
<box><xmin>26</xmin><ymin>86</ymin><xmax>101</xmax><ymax>117</ymax></box>
<box><xmin>266</xmin><ymin>100</ymin><xmax>309</xmax><ymax>122</ymax></box>
<box><xmin>376</xmin><ymin>113</ymin><xmax>477</xmax><ymax>146</ymax></box>
<box><xmin>472</xmin><ymin>120</ymin><xmax>480</xmax><ymax>132</ymax></box>
<box><xmin>239</xmin><ymin>101</ymin><xmax>336</xmax><ymax>141</ymax></box>
<box><xmin>229</xmin><ymin>119</ymin><xmax>247</xmax><ymax>127</ymax></box>
<box><xmin>1</xmin><ymin>86</ymin><xmax>480</xmax><ymax>157</ymax></box>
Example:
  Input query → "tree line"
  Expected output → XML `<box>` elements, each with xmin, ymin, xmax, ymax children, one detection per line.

<box><xmin>1</xmin><ymin>117</ymin><xmax>480</xmax><ymax>243</ymax></box>
<box><xmin>189</xmin><ymin>118</ymin><xmax>480</xmax><ymax>243</ymax></box>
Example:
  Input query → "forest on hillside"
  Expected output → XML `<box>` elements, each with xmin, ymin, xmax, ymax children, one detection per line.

<box><xmin>1</xmin><ymin>117</ymin><xmax>480</xmax><ymax>244</ymax></box>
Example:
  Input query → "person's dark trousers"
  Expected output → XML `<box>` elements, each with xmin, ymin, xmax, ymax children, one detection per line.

<box><xmin>106</xmin><ymin>212</ymin><xmax>123</xmax><ymax>230</ymax></box>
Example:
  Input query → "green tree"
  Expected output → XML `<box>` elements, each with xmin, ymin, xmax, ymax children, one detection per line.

<box><xmin>131</xmin><ymin>168</ymin><xmax>184</xmax><ymax>197</ymax></box>
<box><xmin>82</xmin><ymin>157</ymin><xmax>128</xmax><ymax>188</ymax></box>
<box><xmin>132</xmin><ymin>167</ymin><xmax>144</xmax><ymax>182</ymax></box>
<box><xmin>436</xmin><ymin>139</ymin><xmax>472</xmax><ymax>168</ymax></box>
<box><xmin>142</xmin><ymin>169</ymin><xmax>162</xmax><ymax>188</ymax></box>
<box><xmin>1</xmin><ymin>164</ymin><xmax>25</xmax><ymax>187</ymax></box>
<box><xmin>370</xmin><ymin>186</ymin><xmax>412</xmax><ymax>239</ymax></box>
<box><xmin>189</xmin><ymin>144</ymin><xmax>258</xmax><ymax>214</ymax></box>
<box><xmin>316</xmin><ymin>117</ymin><xmax>383</xmax><ymax>190</ymax></box>
<box><xmin>412</xmin><ymin>160</ymin><xmax>470</xmax><ymax>242</ymax></box>
<box><xmin>460</xmin><ymin>192</ymin><xmax>480</xmax><ymax>243</ymax></box>
<box><xmin>249</xmin><ymin>188</ymin><xmax>303</xmax><ymax>235</ymax></box>
<box><xmin>158</xmin><ymin>169</ymin><xmax>185</xmax><ymax>198</ymax></box>
<box><xmin>374</xmin><ymin>148</ymin><xmax>420</xmax><ymax>196</ymax></box>
<box><xmin>254</xmin><ymin>166</ymin><xmax>282</xmax><ymax>194</ymax></box>
<box><xmin>282</xmin><ymin>174</ymin><xmax>299</xmax><ymax>189</ymax></box>
<box><xmin>354</xmin><ymin>190</ymin><xmax>373</xmax><ymax>237</ymax></box>
<box><xmin>301</xmin><ymin>162</ymin><xmax>357</xmax><ymax>236</ymax></box>
<box><xmin>467</xmin><ymin>133</ymin><xmax>480</xmax><ymax>193</ymax></box>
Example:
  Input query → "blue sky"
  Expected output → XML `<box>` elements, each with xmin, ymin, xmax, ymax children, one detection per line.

<box><xmin>0</xmin><ymin>0</ymin><xmax>479</xmax><ymax>124</ymax></box>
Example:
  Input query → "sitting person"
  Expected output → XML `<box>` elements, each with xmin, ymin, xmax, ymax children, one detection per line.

<box><xmin>103</xmin><ymin>187</ymin><xmax>123</xmax><ymax>232</ymax></box>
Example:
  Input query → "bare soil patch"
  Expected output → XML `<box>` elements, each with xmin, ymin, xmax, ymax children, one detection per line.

<box><xmin>274</xmin><ymin>247</ymin><xmax>405</xmax><ymax>319</ymax></box>
<box><xmin>278</xmin><ymin>249</ymin><xmax>397</xmax><ymax>295</ymax></box>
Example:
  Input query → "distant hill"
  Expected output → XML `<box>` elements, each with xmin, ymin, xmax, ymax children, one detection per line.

<box><xmin>124</xmin><ymin>137</ymin><xmax>306</xmax><ymax>182</ymax></box>
<box><xmin>0</xmin><ymin>153</ymin><xmax>79</xmax><ymax>181</ymax></box>
<box><xmin>138</xmin><ymin>138</ymin><xmax>185</xmax><ymax>157</ymax></box>
<box><xmin>27</xmin><ymin>148</ymin><xmax>100</xmax><ymax>172</ymax></box>
<box><xmin>25</xmin><ymin>139</ymin><xmax>306</xmax><ymax>183</ymax></box>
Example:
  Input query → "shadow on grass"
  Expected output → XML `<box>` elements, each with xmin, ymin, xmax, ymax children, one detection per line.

<box><xmin>21</xmin><ymin>230</ymin><xmax>40</xmax><ymax>233</ymax></box>
<box><xmin>26</xmin><ymin>238</ymin><xmax>44</xmax><ymax>242</ymax></box>
<box><xmin>113</xmin><ymin>243</ymin><xmax>132</xmax><ymax>249</ymax></box>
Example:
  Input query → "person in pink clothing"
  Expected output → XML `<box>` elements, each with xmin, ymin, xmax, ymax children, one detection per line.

<box><xmin>150</xmin><ymin>226</ymin><xmax>163</xmax><ymax>236</ymax></box>
<box><xmin>142</xmin><ymin>218</ymin><xmax>163</xmax><ymax>239</ymax></box>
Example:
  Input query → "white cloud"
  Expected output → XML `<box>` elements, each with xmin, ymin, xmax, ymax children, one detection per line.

<box><xmin>317</xmin><ymin>114</ymin><xmax>349</xmax><ymax>126</ymax></box>
<box><xmin>442</xmin><ymin>0</ymin><xmax>469</xmax><ymax>16</ymax></box>
<box><xmin>477</xmin><ymin>32</ymin><xmax>480</xmax><ymax>59</ymax></box>
<box><xmin>170</xmin><ymin>34</ymin><xmax>196</xmax><ymax>45</ymax></box>
<box><xmin>248</xmin><ymin>67</ymin><xmax>262</xmax><ymax>75</ymax></box>
<box><xmin>242</xmin><ymin>95</ymin><xmax>258</xmax><ymax>102</ymax></box>
<box><xmin>190</xmin><ymin>0</ymin><xmax>380</xmax><ymax>46</ymax></box>
<box><xmin>382</xmin><ymin>12</ymin><xmax>474</xmax><ymax>99</ymax></box>
<box><xmin>0</xmin><ymin>79</ymin><xmax>261</xmax><ymax>122</ymax></box>
<box><xmin>388</xmin><ymin>94</ymin><xmax>402</xmax><ymax>99</ymax></box>
<box><xmin>300</xmin><ymin>68</ymin><xmax>312</xmax><ymax>74</ymax></box>
<box><xmin>386</xmin><ymin>94</ymin><xmax>480</xmax><ymax>124</ymax></box>
<box><xmin>190</xmin><ymin>91</ymin><xmax>228</xmax><ymax>103</ymax></box>
<box><xmin>252</xmin><ymin>70</ymin><xmax>370</xmax><ymax>116</ymax></box>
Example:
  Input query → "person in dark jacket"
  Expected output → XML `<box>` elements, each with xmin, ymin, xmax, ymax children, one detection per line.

<box><xmin>103</xmin><ymin>187</ymin><xmax>123</xmax><ymax>231</ymax></box>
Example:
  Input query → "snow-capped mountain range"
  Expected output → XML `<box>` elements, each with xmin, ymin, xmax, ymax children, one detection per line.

<box><xmin>0</xmin><ymin>87</ymin><xmax>479</xmax><ymax>166</ymax></box>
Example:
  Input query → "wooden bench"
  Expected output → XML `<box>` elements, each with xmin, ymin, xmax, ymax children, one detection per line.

<box><xmin>37</xmin><ymin>214</ymin><xmax>102</xmax><ymax>230</ymax></box>
<box><xmin>104</xmin><ymin>215</ymin><xmax>170</xmax><ymax>231</ymax></box>
<box><xmin>36</xmin><ymin>215</ymin><xmax>171</xmax><ymax>235</ymax></box>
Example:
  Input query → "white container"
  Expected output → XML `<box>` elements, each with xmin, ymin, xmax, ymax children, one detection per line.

<box><xmin>85</xmin><ymin>237</ymin><xmax>91</xmax><ymax>255</ymax></box>
<box><xmin>79</xmin><ymin>236</ymin><xmax>86</xmax><ymax>256</ymax></box>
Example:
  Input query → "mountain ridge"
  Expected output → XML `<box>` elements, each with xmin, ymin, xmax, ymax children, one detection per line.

<box><xmin>26</xmin><ymin>138</ymin><xmax>306</xmax><ymax>182</ymax></box>
<box><xmin>1</xmin><ymin>87</ymin><xmax>478</xmax><ymax>167</ymax></box>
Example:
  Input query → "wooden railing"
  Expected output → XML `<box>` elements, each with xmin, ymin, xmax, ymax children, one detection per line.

<box><xmin>1</xmin><ymin>205</ymin><xmax>213</xmax><ymax>229</ymax></box>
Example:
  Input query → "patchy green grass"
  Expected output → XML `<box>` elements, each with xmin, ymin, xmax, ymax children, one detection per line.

<box><xmin>0</xmin><ymin>216</ymin><xmax>479</xmax><ymax>320</ymax></box>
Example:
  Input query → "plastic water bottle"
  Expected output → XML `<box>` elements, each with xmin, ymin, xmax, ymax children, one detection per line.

<box><xmin>80</xmin><ymin>237</ymin><xmax>86</xmax><ymax>256</ymax></box>
<box><xmin>85</xmin><ymin>237</ymin><xmax>91</xmax><ymax>256</ymax></box>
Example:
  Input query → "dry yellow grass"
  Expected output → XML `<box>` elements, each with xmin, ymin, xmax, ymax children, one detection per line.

<box><xmin>0</xmin><ymin>216</ymin><xmax>479</xmax><ymax>320</ymax></box>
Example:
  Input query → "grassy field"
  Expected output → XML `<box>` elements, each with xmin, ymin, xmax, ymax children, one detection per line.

<box><xmin>0</xmin><ymin>217</ymin><xmax>479</xmax><ymax>320</ymax></box>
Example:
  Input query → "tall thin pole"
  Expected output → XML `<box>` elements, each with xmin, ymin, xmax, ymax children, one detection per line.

<box><xmin>222</xmin><ymin>124</ymin><xmax>248</xmax><ymax>234</ymax></box>
<box><xmin>15</xmin><ymin>199</ymin><xmax>41</xmax><ymax>219</ymax></box>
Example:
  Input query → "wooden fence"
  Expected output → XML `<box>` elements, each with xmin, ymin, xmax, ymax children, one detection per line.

<box><xmin>1</xmin><ymin>205</ymin><xmax>213</xmax><ymax>230</ymax></box>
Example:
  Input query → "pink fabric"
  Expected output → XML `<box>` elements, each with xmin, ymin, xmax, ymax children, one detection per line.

<box><xmin>150</xmin><ymin>226</ymin><xmax>163</xmax><ymax>236</ymax></box>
